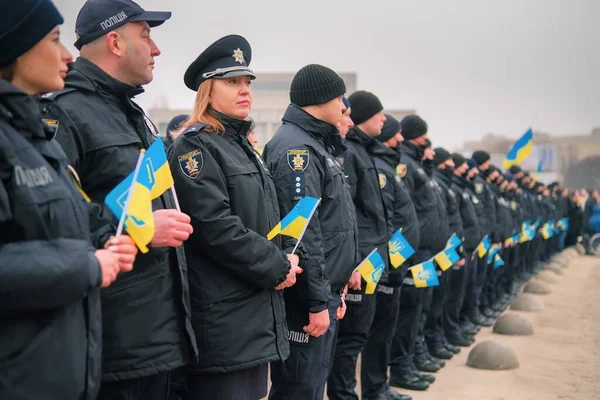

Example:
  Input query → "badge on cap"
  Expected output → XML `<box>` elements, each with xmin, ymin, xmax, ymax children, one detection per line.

<box><xmin>232</xmin><ymin>48</ymin><xmax>245</xmax><ymax>64</ymax></box>
<box><xmin>178</xmin><ymin>149</ymin><xmax>203</xmax><ymax>179</ymax></box>
<box><xmin>287</xmin><ymin>150</ymin><xmax>309</xmax><ymax>172</ymax></box>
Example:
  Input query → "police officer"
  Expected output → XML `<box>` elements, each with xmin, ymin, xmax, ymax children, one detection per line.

<box><xmin>263</xmin><ymin>64</ymin><xmax>359</xmax><ymax>400</ymax></box>
<box><xmin>169</xmin><ymin>35</ymin><xmax>302</xmax><ymax>399</ymax></box>
<box><xmin>365</xmin><ymin>115</ymin><xmax>420</xmax><ymax>400</ymax></box>
<box><xmin>389</xmin><ymin>115</ymin><xmax>448</xmax><ymax>392</ymax></box>
<box><xmin>328</xmin><ymin>93</ymin><xmax>400</xmax><ymax>400</ymax></box>
<box><xmin>0</xmin><ymin>1</ymin><xmax>137</xmax><ymax>398</ymax></box>
<box><xmin>445</xmin><ymin>154</ymin><xmax>481</xmax><ymax>346</ymax></box>
<box><xmin>426</xmin><ymin>148</ymin><xmax>463</xmax><ymax>357</ymax></box>
<box><xmin>38</xmin><ymin>1</ymin><xmax>198</xmax><ymax>398</ymax></box>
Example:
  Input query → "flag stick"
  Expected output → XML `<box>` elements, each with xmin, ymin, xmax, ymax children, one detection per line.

<box><xmin>116</xmin><ymin>150</ymin><xmax>146</xmax><ymax>237</ymax></box>
<box><xmin>170</xmin><ymin>185</ymin><xmax>181</xmax><ymax>212</ymax></box>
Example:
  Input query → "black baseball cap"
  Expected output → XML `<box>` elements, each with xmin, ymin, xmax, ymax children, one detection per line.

<box><xmin>75</xmin><ymin>0</ymin><xmax>171</xmax><ymax>49</ymax></box>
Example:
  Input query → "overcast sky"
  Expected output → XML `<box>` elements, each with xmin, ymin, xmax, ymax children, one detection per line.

<box><xmin>54</xmin><ymin>0</ymin><xmax>600</xmax><ymax>150</ymax></box>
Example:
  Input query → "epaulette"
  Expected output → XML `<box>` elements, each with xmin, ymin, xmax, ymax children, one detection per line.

<box><xmin>182</xmin><ymin>122</ymin><xmax>207</xmax><ymax>136</ymax></box>
<box><xmin>38</xmin><ymin>88</ymin><xmax>76</xmax><ymax>102</ymax></box>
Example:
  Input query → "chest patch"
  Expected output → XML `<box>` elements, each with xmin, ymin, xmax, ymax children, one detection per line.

<box><xmin>396</xmin><ymin>164</ymin><xmax>407</xmax><ymax>178</ymax></box>
<box><xmin>378</xmin><ymin>173</ymin><xmax>387</xmax><ymax>189</ymax></box>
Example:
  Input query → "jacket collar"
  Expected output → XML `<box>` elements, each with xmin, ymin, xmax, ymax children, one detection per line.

<box><xmin>0</xmin><ymin>79</ymin><xmax>49</xmax><ymax>140</ymax></box>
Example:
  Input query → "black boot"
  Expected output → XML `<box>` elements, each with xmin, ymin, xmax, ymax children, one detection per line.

<box><xmin>429</xmin><ymin>345</ymin><xmax>454</xmax><ymax>360</ymax></box>
<box><xmin>389</xmin><ymin>373</ymin><xmax>430</xmax><ymax>391</ymax></box>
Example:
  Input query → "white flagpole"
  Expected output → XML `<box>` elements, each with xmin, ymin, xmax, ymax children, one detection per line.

<box><xmin>170</xmin><ymin>185</ymin><xmax>181</xmax><ymax>212</ymax></box>
<box><xmin>291</xmin><ymin>198</ymin><xmax>321</xmax><ymax>255</ymax></box>
<box><xmin>116</xmin><ymin>150</ymin><xmax>146</xmax><ymax>237</ymax></box>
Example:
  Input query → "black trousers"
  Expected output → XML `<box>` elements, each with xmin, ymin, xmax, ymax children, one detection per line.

<box><xmin>361</xmin><ymin>284</ymin><xmax>402</xmax><ymax>398</ymax></box>
<box><xmin>97</xmin><ymin>371</ymin><xmax>172</xmax><ymax>400</ymax></box>
<box><xmin>443</xmin><ymin>258</ymin><xmax>471</xmax><ymax>340</ymax></box>
<box><xmin>460</xmin><ymin>254</ymin><xmax>479</xmax><ymax>322</ymax></box>
<box><xmin>188</xmin><ymin>365</ymin><xmax>268</xmax><ymax>400</ymax></box>
<box><xmin>424</xmin><ymin>268</ymin><xmax>452</xmax><ymax>348</ymax></box>
<box><xmin>270</xmin><ymin>296</ymin><xmax>341</xmax><ymax>400</ymax></box>
<box><xmin>389</xmin><ymin>283</ymin><xmax>426</xmax><ymax>376</ymax></box>
<box><xmin>328</xmin><ymin>286</ymin><xmax>377</xmax><ymax>400</ymax></box>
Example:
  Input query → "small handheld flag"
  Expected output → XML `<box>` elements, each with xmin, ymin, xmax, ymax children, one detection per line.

<box><xmin>411</xmin><ymin>261</ymin><xmax>439</xmax><ymax>288</ymax></box>
<box><xmin>434</xmin><ymin>246</ymin><xmax>460</xmax><ymax>271</ymax></box>
<box><xmin>446</xmin><ymin>233</ymin><xmax>463</xmax><ymax>249</ymax></box>
<box><xmin>493</xmin><ymin>254</ymin><xmax>505</xmax><ymax>269</ymax></box>
<box><xmin>267</xmin><ymin>196</ymin><xmax>320</xmax><ymax>243</ymax></box>
<box><xmin>355</xmin><ymin>248</ymin><xmax>386</xmax><ymax>295</ymax></box>
<box><xmin>388</xmin><ymin>229</ymin><xmax>415</xmax><ymax>268</ymax></box>
<box><xmin>487</xmin><ymin>246</ymin><xmax>500</xmax><ymax>264</ymax></box>
<box><xmin>476</xmin><ymin>236</ymin><xmax>491</xmax><ymax>258</ymax></box>
<box><xmin>105</xmin><ymin>150</ymin><xmax>155</xmax><ymax>253</ymax></box>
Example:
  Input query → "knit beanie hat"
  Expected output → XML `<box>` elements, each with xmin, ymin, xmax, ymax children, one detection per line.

<box><xmin>452</xmin><ymin>153</ymin><xmax>467</xmax><ymax>168</ymax></box>
<box><xmin>290</xmin><ymin>64</ymin><xmax>346</xmax><ymax>107</ymax></box>
<box><xmin>400</xmin><ymin>115</ymin><xmax>428</xmax><ymax>140</ymax></box>
<box><xmin>509</xmin><ymin>165</ymin><xmax>522</xmax><ymax>175</ymax></box>
<box><xmin>0</xmin><ymin>0</ymin><xmax>64</xmax><ymax>67</ymax></box>
<box><xmin>377</xmin><ymin>114</ymin><xmax>400</xmax><ymax>143</ymax></box>
<box><xmin>472</xmin><ymin>150</ymin><xmax>491</xmax><ymax>166</ymax></box>
<box><xmin>348</xmin><ymin>90</ymin><xmax>384</xmax><ymax>125</ymax></box>
<box><xmin>433</xmin><ymin>147</ymin><xmax>451</xmax><ymax>166</ymax></box>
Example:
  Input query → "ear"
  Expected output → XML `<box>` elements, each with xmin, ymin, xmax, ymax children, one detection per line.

<box><xmin>106</xmin><ymin>31</ymin><xmax>124</xmax><ymax>57</ymax></box>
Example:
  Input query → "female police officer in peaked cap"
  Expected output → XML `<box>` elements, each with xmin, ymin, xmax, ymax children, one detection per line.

<box><xmin>168</xmin><ymin>34</ymin><xmax>303</xmax><ymax>399</ymax></box>
<box><xmin>0</xmin><ymin>0</ymin><xmax>138</xmax><ymax>399</ymax></box>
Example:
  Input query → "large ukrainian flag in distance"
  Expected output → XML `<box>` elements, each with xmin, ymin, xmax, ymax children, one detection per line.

<box><xmin>356</xmin><ymin>248</ymin><xmax>386</xmax><ymax>295</ymax></box>
<box><xmin>267</xmin><ymin>196</ymin><xmax>320</xmax><ymax>240</ymax></box>
<box><xmin>388</xmin><ymin>229</ymin><xmax>415</xmax><ymax>268</ymax></box>
<box><xmin>411</xmin><ymin>261</ymin><xmax>439</xmax><ymax>288</ymax></box>
<box><xmin>105</xmin><ymin>154</ymin><xmax>156</xmax><ymax>253</ymax></box>
<box><xmin>503</xmin><ymin>128</ymin><xmax>533</xmax><ymax>169</ymax></box>
<box><xmin>146</xmin><ymin>137</ymin><xmax>174</xmax><ymax>199</ymax></box>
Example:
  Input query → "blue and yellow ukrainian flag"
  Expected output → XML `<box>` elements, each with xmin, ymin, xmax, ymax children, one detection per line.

<box><xmin>493</xmin><ymin>254</ymin><xmax>505</xmax><ymax>269</ymax></box>
<box><xmin>541</xmin><ymin>222</ymin><xmax>554</xmax><ymax>240</ymax></box>
<box><xmin>267</xmin><ymin>196</ymin><xmax>320</xmax><ymax>241</ymax></box>
<box><xmin>502</xmin><ymin>128</ymin><xmax>533</xmax><ymax>169</ymax></box>
<box><xmin>557</xmin><ymin>218</ymin><xmax>569</xmax><ymax>232</ymax></box>
<box><xmin>487</xmin><ymin>246</ymin><xmax>500</xmax><ymax>264</ymax></box>
<box><xmin>512</xmin><ymin>232</ymin><xmax>521</xmax><ymax>244</ymax></box>
<box><xmin>411</xmin><ymin>261</ymin><xmax>439</xmax><ymax>288</ymax></box>
<box><xmin>146</xmin><ymin>137</ymin><xmax>174</xmax><ymax>199</ymax></box>
<box><xmin>446</xmin><ymin>233</ymin><xmax>463</xmax><ymax>249</ymax></box>
<box><xmin>356</xmin><ymin>248</ymin><xmax>386</xmax><ymax>295</ymax></box>
<box><xmin>476</xmin><ymin>235</ymin><xmax>491</xmax><ymax>258</ymax></box>
<box><xmin>105</xmin><ymin>151</ymin><xmax>155</xmax><ymax>253</ymax></box>
<box><xmin>388</xmin><ymin>229</ymin><xmax>415</xmax><ymax>268</ymax></box>
<box><xmin>434</xmin><ymin>246</ymin><xmax>460</xmax><ymax>271</ymax></box>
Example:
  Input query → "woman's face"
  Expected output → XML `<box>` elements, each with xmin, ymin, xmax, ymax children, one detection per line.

<box><xmin>12</xmin><ymin>26</ymin><xmax>72</xmax><ymax>94</ymax></box>
<box><xmin>210</xmin><ymin>75</ymin><xmax>253</xmax><ymax>120</ymax></box>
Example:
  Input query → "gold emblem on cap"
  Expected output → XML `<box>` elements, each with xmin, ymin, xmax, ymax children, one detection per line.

<box><xmin>232</xmin><ymin>48</ymin><xmax>245</xmax><ymax>64</ymax></box>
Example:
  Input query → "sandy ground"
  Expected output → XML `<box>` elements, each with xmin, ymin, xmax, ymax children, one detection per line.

<box><xmin>383</xmin><ymin>254</ymin><xmax>600</xmax><ymax>400</ymax></box>
<box><xmin>263</xmin><ymin>253</ymin><xmax>600</xmax><ymax>400</ymax></box>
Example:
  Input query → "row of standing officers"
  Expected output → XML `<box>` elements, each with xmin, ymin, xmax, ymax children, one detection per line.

<box><xmin>0</xmin><ymin>0</ymin><xmax>572</xmax><ymax>400</ymax></box>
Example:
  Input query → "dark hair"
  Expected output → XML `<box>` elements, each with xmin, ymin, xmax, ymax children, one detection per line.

<box><xmin>0</xmin><ymin>63</ymin><xmax>15</xmax><ymax>81</ymax></box>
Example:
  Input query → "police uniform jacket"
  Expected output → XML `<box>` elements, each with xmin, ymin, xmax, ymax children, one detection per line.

<box><xmin>474</xmin><ymin>175</ymin><xmax>498</xmax><ymax>240</ymax></box>
<box><xmin>343</xmin><ymin>127</ymin><xmax>390</xmax><ymax>273</ymax></box>
<box><xmin>38</xmin><ymin>57</ymin><xmax>197</xmax><ymax>381</ymax></box>
<box><xmin>433</xmin><ymin>168</ymin><xmax>462</xmax><ymax>240</ymax></box>
<box><xmin>400</xmin><ymin>142</ymin><xmax>449</xmax><ymax>253</ymax></box>
<box><xmin>372</xmin><ymin>144</ymin><xmax>419</xmax><ymax>284</ymax></box>
<box><xmin>451</xmin><ymin>174</ymin><xmax>482</xmax><ymax>252</ymax></box>
<box><xmin>0</xmin><ymin>79</ymin><xmax>104</xmax><ymax>400</ymax></box>
<box><xmin>263</xmin><ymin>105</ymin><xmax>359</xmax><ymax>305</ymax></box>
<box><xmin>168</xmin><ymin>114</ymin><xmax>291</xmax><ymax>373</ymax></box>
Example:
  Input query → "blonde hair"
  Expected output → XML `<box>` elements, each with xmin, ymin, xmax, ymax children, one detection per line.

<box><xmin>176</xmin><ymin>79</ymin><xmax>225</xmax><ymax>138</ymax></box>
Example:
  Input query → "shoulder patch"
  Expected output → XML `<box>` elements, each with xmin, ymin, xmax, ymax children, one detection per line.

<box><xmin>143</xmin><ymin>115</ymin><xmax>160</xmax><ymax>138</ymax></box>
<box><xmin>38</xmin><ymin>88</ymin><xmax>76</xmax><ymax>101</ymax></box>
<box><xmin>472</xmin><ymin>195</ymin><xmax>480</xmax><ymax>205</ymax></box>
<box><xmin>378</xmin><ymin>173</ymin><xmax>387</xmax><ymax>189</ymax></box>
<box><xmin>182</xmin><ymin>123</ymin><xmax>207</xmax><ymax>136</ymax></box>
<box><xmin>448</xmin><ymin>189</ymin><xmax>456</xmax><ymax>197</ymax></box>
<box><xmin>178</xmin><ymin>149</ymin><xmax>203</xmax><ymax>179</ymax></box>
<box><xmin>462</xmin><ymin>192</ymin><xmax>470</xmax><ymax>200</ymax></box>
<box><xmin>510</xmin><ymin>201</ymin><xmax>517</xmax><ymax>210</ymax></box>
<box><xmin>287</xmin><ymin>149</ymin><xmax>309</xmax><ymax>171</ymax></box>
<box><xmin>42</xmin><ymin>119</ymin><xmax>59</xmax><ymax>139</ymax></box>
<box><xmin>396</xmin><ymin>163</ymin><xmax>407</xmax><ymax>178</ymax></box>
<box><xmin>417</xmin><ymin>168</ymin><xmax>427</xmax><ymax>177</ymax></box>
<box><xmin>474</xmin><ymin>182</ymin><xmax>484</xmax><ymax>194</ymax></box>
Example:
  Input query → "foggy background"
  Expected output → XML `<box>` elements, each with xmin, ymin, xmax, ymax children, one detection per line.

<box><xmin>54</xmin><ymin>0</ymin><xmax>600</xmax><ymax>151</ymax></box>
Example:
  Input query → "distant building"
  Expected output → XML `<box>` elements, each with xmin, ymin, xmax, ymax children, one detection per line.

<box><xmin>458</xmin><ymin>128</ymin><xmax>600</xmax><ymax>183</ymax></box>
<box><xmin>148</xmin><ymin>72</ymin><xmax>415</xmax><ymax>147</ymax></box>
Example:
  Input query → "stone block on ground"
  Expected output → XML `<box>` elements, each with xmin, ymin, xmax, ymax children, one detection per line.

<box><xmin>466</xmin><ymin>340</ymin><xmax>520</xmax><ymax>370</ymax></box>
<box><xmin>545</xmin><ymin>263</ymin><xmax>564</xmax><ymax>275</ymax></box>
<box><xmin>524</xmin><ymin>280</ymin><xmax>551</xmax><ymax>295</ymax></box>
<box><xmin>493</xmin><ymin>314</ymin><xmax>534</xmax><ymax>336</ymax></box>
<box><xmin>510</xmin><ymin>293</ymin><xmax>544</xmax><ymax>312</ymax></box>
<box><xmin>537</xmin><ymin>270</ymin><xmax>558</xmax><ymax>284</ymax></box>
